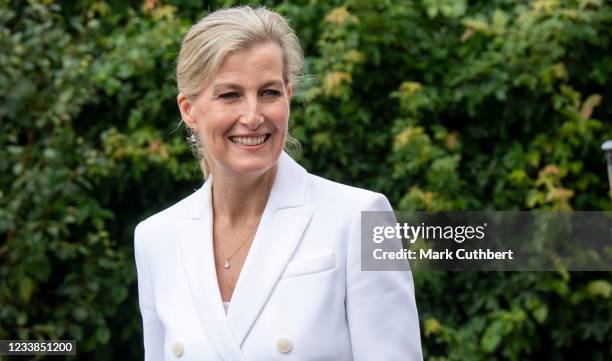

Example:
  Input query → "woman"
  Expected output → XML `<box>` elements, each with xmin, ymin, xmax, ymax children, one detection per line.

<box><xmin>134</xmin><ymin>6</ymin><xmax>422</xmax><ymax>361</ymax></box>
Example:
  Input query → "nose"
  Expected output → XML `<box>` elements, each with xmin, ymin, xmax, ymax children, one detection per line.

<box><xmin>239</xmin><ymin>97</ymin><xmax>264</xmax><ymax>129</ymax></box>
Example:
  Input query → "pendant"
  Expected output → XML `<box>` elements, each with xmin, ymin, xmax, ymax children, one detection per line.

<box><xmin>223</xmin><ymin>259</ymin><xmax>230</xmax><ymax>269</ymax></box>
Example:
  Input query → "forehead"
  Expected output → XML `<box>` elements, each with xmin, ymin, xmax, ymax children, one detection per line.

<box><xmin>212</xmin><ymin>42</ymin><xmax>285</xmax><ymax>86</ymax></box>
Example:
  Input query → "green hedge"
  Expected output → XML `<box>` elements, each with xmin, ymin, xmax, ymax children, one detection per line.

<box><xmin>1</xmin><ymin>0</ymin><xmax>611</xmax><ymax>359</ymax></box>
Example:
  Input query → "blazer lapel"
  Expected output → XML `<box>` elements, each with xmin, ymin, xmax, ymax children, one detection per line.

<box><xmin>227</xmin><ymin>152</ymin><xmax>314</xmax><ymax>347</ymax></box>
<box><xmin>178</xmin><ymin>180</ymin><xmax>247</xmax><ymax>361</ymax></box>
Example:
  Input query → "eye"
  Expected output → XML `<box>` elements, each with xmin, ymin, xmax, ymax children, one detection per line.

<box><xmin>219</xmin><ymin>92</ymin><xmax>239</xmax><ymax>100</ymax></box>
<box><xmin>260</xmin><ymin>89</ymin><xmax>281</xmax><ymax>98</ymax></box>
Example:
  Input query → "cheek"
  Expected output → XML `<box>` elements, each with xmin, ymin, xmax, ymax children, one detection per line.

<box><xmin>197</xmin><ymin>110</ymin><xmax>235</xmax><ymax>138</ymax></box>
<box><xmin>269</xmin><ymin>106</ymin><xmax>290</xmax><ymax>130</ymax></box>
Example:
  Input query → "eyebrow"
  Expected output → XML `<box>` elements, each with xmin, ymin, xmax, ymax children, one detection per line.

<box><xmin>212</xmin><ymin>80</ymin><xmax>285</xmax><ymax>93</ymax></box>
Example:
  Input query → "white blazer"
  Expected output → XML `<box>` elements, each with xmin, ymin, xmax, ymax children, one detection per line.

<box><xmin>134</xmin><ymin>152</ymin><xmax>423</xmax><ymax>361</ymax></box>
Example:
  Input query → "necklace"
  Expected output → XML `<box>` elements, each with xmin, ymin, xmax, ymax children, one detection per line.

<box><xmin>221</xmin><ymin>223</ymin><xmax>257</xmax><ymax>270</ymax></box>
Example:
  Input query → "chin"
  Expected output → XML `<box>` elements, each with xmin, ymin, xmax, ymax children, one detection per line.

<box><xmin>225</xmin><ymin>154</ymin><xmax>280</xmax><ymax>176</ymax></box>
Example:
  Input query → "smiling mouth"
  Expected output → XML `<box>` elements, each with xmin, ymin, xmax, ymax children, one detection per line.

<box><xmin>229</xmin><ymin>134</ymin><xmax>271</xmax><ymax>146</ymax></box>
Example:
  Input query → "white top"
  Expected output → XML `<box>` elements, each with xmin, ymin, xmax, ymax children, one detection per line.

<box><xmin>222</xmin><ymin>302</ymin><xmax>230</xmax><ymax>315</ymax></box>
<box><xmin>134</xmin><ymin>152</ymin><xmax>423</xmax><ymax>360</ymax></box>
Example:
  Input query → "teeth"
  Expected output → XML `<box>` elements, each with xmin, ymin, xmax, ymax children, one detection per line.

<box><xmin>230</xmin><ymin>135</ymin><xmax>267</xmax><ymax>146</ymax></box>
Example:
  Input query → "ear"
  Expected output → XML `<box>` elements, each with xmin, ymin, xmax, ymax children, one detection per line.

<box><xmin>286</xmin><ymin>82</ymin><xmax>293</xmax><ymax>100</ymax></box>
<box><xmin>177</xmin><ymin>93</ymin><xmax>197</xmax><ymax>130</ymax></box>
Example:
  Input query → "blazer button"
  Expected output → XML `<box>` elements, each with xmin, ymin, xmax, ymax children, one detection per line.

<box><xmin>276</xmin><ymin>338</ymin><xmax>292</xmax><ymax>354</ymax></box>
<box><xmin>171</xmin><ymin>341</ymin><xmax>184</xmax><ymax>358</ymax></box>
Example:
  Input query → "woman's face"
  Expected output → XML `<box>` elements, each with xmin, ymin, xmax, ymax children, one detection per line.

<box><xmin>179</xmin><ymin>42</ymin><xmax>292</xmax><ymax>178</ymax></box>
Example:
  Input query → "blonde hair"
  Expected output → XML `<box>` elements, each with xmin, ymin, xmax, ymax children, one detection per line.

<box><xmin>176</xmin><ymin>6</ymin><xmax>303</xmax><ymax>177</ymax></box>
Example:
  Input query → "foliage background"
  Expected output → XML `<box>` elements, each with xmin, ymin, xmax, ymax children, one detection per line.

<box><xmin>1</xmin><ymin>0</ymin><xmax>611</xmax><ymax>359</ymax></box>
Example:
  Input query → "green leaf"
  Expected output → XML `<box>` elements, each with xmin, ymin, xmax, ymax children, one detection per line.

<box><xmin>73</xmin><ymin>307</ymin><xmax>88</xmax><ymax>321</ymax></box>
<box><xmin>533</xmin><ymin>304</ymin><xmax>548</xmax><ymax>324</ymax></box>
<box><xmin>19</xmin><ymin>277</ymin><xmax>34</xmax><ymax>303</ymax></box>
<box><xmin>481</xmin><ymin>320</ymin><xmax>504</xmax><ymax>352</ymax></box>
<box><xmin>96</xmin><ymin>326</ymin><xmax>110</xmax><ymax>344</ymax></box>
<box><xmin>586</xmin><ymin>280</ymin><xmax>612</xmax><ymax>298</ymax></box>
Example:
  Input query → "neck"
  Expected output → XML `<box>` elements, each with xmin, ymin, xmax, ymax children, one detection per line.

<box><xmin>210</xmin><ymin>166</ymin><xmax>277</xmax><ymax>225</ymax></box>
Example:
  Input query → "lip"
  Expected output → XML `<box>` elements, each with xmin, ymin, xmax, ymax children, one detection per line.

<box><xmin>228</xmin><ymin>133</ymin><xmax>269</xmax><ymax>138</ymax></box>
<box><xmin>228</xmin><ymin>133</ymin><xmax>271</xmax><ymax>151</ymax></box>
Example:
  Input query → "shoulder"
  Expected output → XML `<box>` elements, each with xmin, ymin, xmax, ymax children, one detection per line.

<box><xmin>273</xmin><ymin>152</ymin><xmax>393</xmax><ymax>213</ymax></box>
<box><xmin>134</xmin><ymin>187</ymin><xmax>200</xmax><ymax>245</ymax></box>
<box><xmin>306</xmin><ymin>173</ymin><xmax>393</xmax><ymax>213</ymax></box>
